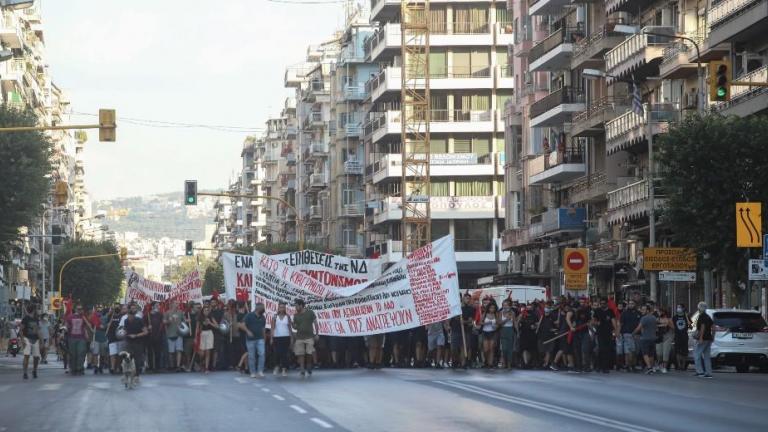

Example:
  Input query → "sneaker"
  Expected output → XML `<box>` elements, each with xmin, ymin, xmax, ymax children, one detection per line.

<box><xmin>702</xmin><ymin>375</ymin><xmax>713</xmax><ymax>379</ymax></box>
<box><xmin>307</xmin><ymin>369</ymin><xmax>313</xmax><ymax>377</ymax></box>
<box><xmin>281</xmin><ymin>369</ymin><xmax>287</xmax><ymax>377</ymax></box>
<box><xmin>661</xmin><ymin>368</ymin><xmax>668</xmax><ymax>374</ymax></box>
<box><xmin>273</xmin><ymin>367</ymin><xmax>279</xmax><ymax>376</ymax></box>
<box><xmin>300</xmin><ymin>370</ymin><xmax>306</xmax><ymax>378</ymax></box>
<box><xmin>645</xmin><ymin>368</ymin><xmax>654</xmax><ymax>375</ymax></box>
<box><xmin>694</xmin><ymin>373</ymin><xmax>704</xmax><ymax>377</ymax></box>
<box><xmin>549</xmin><ymin>365</ymin><xmax>559</xmax><ymax>372</ymax></box>
<box><xmin>32</xmin><ymin>370</ymin><xmax>37</xmax><ymax>379</ymax></box>
<box><xmin>258</xmin><ymin>372</ymin><xmax>265</xmax><ymax>378</ymax></box>
<box><xmin>23</xmin><ymin>373</ymin><xmax>28</xmax><ymax>380</ymax></box>
<box><xmin>250</xmin><ymin>373</ymin><xmax>257</xmax><ymax>378</ymax></box>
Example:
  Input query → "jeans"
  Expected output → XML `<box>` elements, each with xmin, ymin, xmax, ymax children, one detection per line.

<box><xmin>246</xmin><ymin>339</ymin><xmax>265</xmax><ymax>374</ymax></box>
<box><xmin>68</xmin><ymin>338</ymin><xmax>87</xmax><ymax>373</ymax></box>
<box><xmin>694</xmin><ymin>340</ymin><xmax>712</xmax><ymax>375</ymax></box>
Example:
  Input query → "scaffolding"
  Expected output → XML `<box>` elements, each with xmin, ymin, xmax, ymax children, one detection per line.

<box><xmin>400</xmin><ymin>0</ymin><xmax>431</xmax><ymax>254</ymax></box>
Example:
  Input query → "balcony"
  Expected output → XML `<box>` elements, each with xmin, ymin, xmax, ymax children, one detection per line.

<box><xmin>286</xmin><ymin>153</ymin><xmax>296</xmax><ymax>165</ymax></box>
<box><xmin>529</xmin><ymin>86</ymin><xmax>585</xmax><ymax>127</ymax></box>
<box><xmin>0</xmin><ymin>58</ymin><xmax>23</xmax><ymax>84</ymax></box>
<box><xmin>716</xmin><ymin>65</ymin><xmax>768</xmax><ymax>117</ymax></box>
<box><xmin>605</xmin><ymin>103</ymin><xmax>679</xmax><ymax>155</ymax></box>
<box><xmin>373</xmin><ymin>195</ymin><xmax>497</xmax><ymax>224</ymax></box>
<box><xmin>309</xmin><ymin>205</ymin><xmax>322</xmax><ymax>220</ymax></box>
<box><xmin>365</xmin><ymin>109</ymin><xmax>497</xmax><ymax>143</ymax></box>
<box><xmin>606</xmin><ymin>178</ymin><xmax>665</xmax><ymax>225</ymax></box>
<box><xmin>604</xmin><ymin>27</ymin><xmax>675</xmax><ymax>83</ymax></box>
<box><xmin>528</xmin><ymin>147</ymin><xmax>586</xmax><ymax>185</ymax></box>
<box><xmin>308</xmin><ymin>173</ymin><xmax>327</xmax><ymax>191</ymax></box>
<box><xmin>343</xmin><ymin>160</ymin><xmax>364</xmax><ymax>175</ymax></box>
<box><xmin>371</xmin><ymin>152</ymin><xmax>496</xmax><ymax>184</ymax></box>
<box><xmin>571</xmin><ymin>25</ymin><xmax>626</xmax><ymax>70</ymax></box>
<box><xmin>606</xmin><ymin>0</ymin><xmax>655</xmax><ymax>14</ymax></box>
<box><xmin>308</xmin><ymin>141</ymin><xmax>328</xmax><ymax>159</ymax></box>
<box><xmin>370</xmin><ymin>0</ymin><xmax>401</xmax><ymax>22</ymax></box>
<box><xmin>570</xmin><ymin>96</ymin><xmax>629</xmax><ymax>137</ymax></box>
<box><xmin>366</xmin><ymin>66</ymin><xmax>494</xmax><ymax>104</ymax></box>
<box><xmin>338</xmin><ymin>123</ymin><xmax>362</xmax><ymax>139</ymax></box>
<box><xmin>708</xmin><ymin>0</ymin><xmax>768</xmax><ymax>46</ymax></box>
<box><xmin>342</xmin><ymin>85</ymin><xmax>366</xmax><ymax>101</ymax></box>
<box><xmin>529</xmin><ymin>0</ymin><xmax>572</xmax><ymax>16</ymax></box>
<box><xmin>529</xmin><ymin>27</ymin><xmax>580</xmax><ymax>72</ymax></box>
<box><xmin>367</xmin><ymin>240</ymin><xmax>403</xmax><ymax>263</ymax></box>
<box><xmin>305</xmin><ymin>111</ymin><xmax>324</xmax><ymax>128</ymax></box>
<box><xmin>0</xmin><ymin>14</ymin><xmax>22</xmax><ymax>49</ymax></box>
<box><xmin>659</xmin><ymin>40</ymin><xmax>698</xmax><ymax>80</ymax></box>
<box><xmin>341</xmin><ymin>203</ymin><xmax>364</xmax><ymax>217</ymax></box>
<box><xmin>569</xmin><ymin>172</ymin><xmax>616</xmax><ymax>204</ymax></box>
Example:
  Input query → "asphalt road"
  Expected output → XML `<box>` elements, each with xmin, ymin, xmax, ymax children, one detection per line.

<box><xmin>1</xmin><ymin>356</ymin><xmax>766</xmax><ymax>432</ymax></box>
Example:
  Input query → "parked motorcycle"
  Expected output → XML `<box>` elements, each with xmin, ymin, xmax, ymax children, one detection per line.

<box><xmin>8</xmin><ymin>337</ymin><xmax>20</xmax><ymax>357</ymax></box>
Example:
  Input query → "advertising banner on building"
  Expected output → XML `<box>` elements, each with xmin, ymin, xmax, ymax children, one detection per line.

<box><xmin>251</xmin><ymin>235</ymin><xmax>461</xmax><ymax>336</ymax></box>
<box><xmin>124</xmin><ymin>269</ymin><xmax>203</xmax><ymax>308</ymax></box>
<box><xmin>222</xmin><ymin>250</ymin><xmax>383</xmax><ymax>301</ymax></box>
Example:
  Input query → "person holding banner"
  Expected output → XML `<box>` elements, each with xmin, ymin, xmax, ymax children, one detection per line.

<box><xmin>292</xmin><ymin>299</ymin><xmax>318</xmax><ymax>378</ymax></box>
<box><xmin>197</xmin><ymin>305</ymin><xmax>217</xmax><ymax>374</ymax></box>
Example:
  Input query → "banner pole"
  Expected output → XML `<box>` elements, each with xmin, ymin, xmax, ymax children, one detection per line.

<box><xmin>460</xmin><ymin>316</ymin><xmax>468</xmax><ymax>366</ymax></box>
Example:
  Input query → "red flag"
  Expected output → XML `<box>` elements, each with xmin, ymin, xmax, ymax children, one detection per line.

<box><xmin>474</xmin><ymin>304</ymin><xmax>482</xmax><ymax>325</ymax></box>
<box><xmin>607</xmin><ymin>298</ymin><xmax>620</xmax><ymax>320</ymax></box>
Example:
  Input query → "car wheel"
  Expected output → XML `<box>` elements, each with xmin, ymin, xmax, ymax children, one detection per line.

<box><xmin>735</xmin><ymin>364</ymin><xmax>750</xmax><ymax>373</ymax></box>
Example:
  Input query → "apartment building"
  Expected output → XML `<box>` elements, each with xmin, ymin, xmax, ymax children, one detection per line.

<box><xmin>0</xmin><ymin>1</ymin><xmax>90</xmax><ymax>311</ymax></box>
<box><xmin>328</xmin><ymin>19</ymin><xmax>378</xmax><ymax>258</ymax></box>
<box><xmin>500</xmin><ymin>0</ymin><xmax>767</xmax><ymax>301</ymax></box>
<box><xmin>363</xmin><ymin>0</ymin><xmax>513</xmax><ymax>286</ymax></box>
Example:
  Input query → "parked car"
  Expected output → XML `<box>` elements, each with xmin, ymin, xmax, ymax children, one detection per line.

<box><xmin>689</xmin><ymin>309</ymin><xmax>768</xmax><ymax>373</ymax></box>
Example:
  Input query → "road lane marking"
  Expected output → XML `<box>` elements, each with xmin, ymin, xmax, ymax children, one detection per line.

<box><xmin>290</xmin><ymin>405</ymin><xmax>307</xmax><ymax>414</ymax></box>
<box><xmin>39</xmin><ymin>383</ymin><xmax>62</xmax><ymax>391</ymax></box>
<box><xmin>261</xmin><ymin>387</ymin><xmax>270</xmax><ymax>392</ymax></box>
<box><xmin>310</xmin><ymin>418</ymin><xmax>333</xmax><ymax>429</ymax></box>
<box><xmin>272</xmin><ymin>394</ymin><xmax>285</xmax><ymax>401</ymax></box>
<box><xmin>142</xmin><ymin>382</ymin><xmax>158</xmax><ymax>388</ymax></box>
<box><xmin>235</xmin><ymin>377</ymin><xmax>250</xmax><ymax>384</ymax></box>
<box><xmin>187</xmin><ymin>379</ymin><xmax>209</xmax><ymax>386</ymax></box>
<box><xmin>434</xmin><ymin>380</ymin><xmax>663</xmax><ymax>432</ymax></box>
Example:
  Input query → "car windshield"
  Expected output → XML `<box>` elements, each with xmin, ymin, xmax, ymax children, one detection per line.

<box><xmin>713</xmin><ymin>312</ymin><xmax>767</xmax><ymax>332</ymax></box>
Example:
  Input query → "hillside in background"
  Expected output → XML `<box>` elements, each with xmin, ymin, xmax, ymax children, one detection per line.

<box><xmin>94</xmin><ymin>192</ymin><xmax>218</xmax><ymax>241</ymax></box>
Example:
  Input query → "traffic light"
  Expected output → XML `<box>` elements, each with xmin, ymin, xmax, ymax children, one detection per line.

<box><xmin>54</xmin><ymin>180</ymin><xmax>68</xmax><ymax>207</ymax></box>
<box><xmin>709</xmin><ymin>60</ymin><xmax>731</xmax><ymax>102</ymax></box>
<box><xmin>185</xmin><ymin>240</ymin><xmax>194</xmax><ymax>256</ymax></box>
<box><xmin>184</xmin><ymin>180</ymin><xmax>198</xmax><ymax>206</ymax></box>
<box><xmin>119</xmin><ymin>247</ymin><xmax>128</xmax><ymax>261</ymax></box>
<box><xmin>51</xmin><ymin>225</ymin><xmax>62</xmax><ymax>245</ymax></box>
<box><xmin>98</xmin><ymin>109</ymin><xmax>116</xmax><ymax>142</ymax></box>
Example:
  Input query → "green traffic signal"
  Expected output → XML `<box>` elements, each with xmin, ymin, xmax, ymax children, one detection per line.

<box><xmin>184</xmin><ymin>180</ymin><xmax>198</xmax><ymax>206</ymax></box>
<box><xmin>716</xmin><ymin>87</ymin><xmax>727</xmax><ymax>98</ymax></box>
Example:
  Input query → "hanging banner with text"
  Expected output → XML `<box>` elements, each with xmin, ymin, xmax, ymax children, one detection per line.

<box><xmin>223</xmin><ymin>249</ymin><xmax>383</xmax><ymax>302</ymax></box>
<box><xmin>124</xmin><ymin>269</ymin><xmax>203</xmax><ymax>308</ymax></box>
<box><xmin>251</xmin><ymin>235</ymin><xmax>461</xmax><ymax>336</ymax></box>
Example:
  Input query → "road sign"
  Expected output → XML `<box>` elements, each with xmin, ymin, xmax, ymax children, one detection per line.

<box><xmin>50</xmin><ymin>296</ymin><xmax>62</xmax><ymax>310</ymax></box>
<box><xmin>564</xmin><ymin>248</ymin><xmax>589</xmax><ymax>274</ymax></box>
<box><xmin>643</xmin><ymin>248</ymin><xmax>697</xmax><ymax>271</ymax></box>
<box><xmin>565</xmin><ymin>273</ymin><xmax>588</xmax><ymax>290</ymax></box>
<box><xmin>748</xmin><ymin>259</ymin><xmax>768</xmax><ymax>281</ymax></box>
<box><xmin>658</xmin><ymin>271</ymin><xmax>696</xmax><ymax>282</ymax></box>
<box><xmin>763</xmin><ymin>234</ymin><xmax>768</xmax><ymax>259</ymax></box>
<box><xmin>736</xmin><ymin>202</ymin><xmax>762</xmax><ymax>248</ymax></box>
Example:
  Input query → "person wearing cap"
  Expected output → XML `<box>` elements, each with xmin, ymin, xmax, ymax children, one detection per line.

<box><xmin>292</xmin><ymin>298</ymin><xmax>318</xmax><ymax>378</ymax></box>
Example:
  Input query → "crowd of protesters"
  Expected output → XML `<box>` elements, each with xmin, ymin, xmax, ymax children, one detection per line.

<box><xmin>5</xmin><ymin>291</ymin><xmax>717</xmax><ymax>380</ymax></box>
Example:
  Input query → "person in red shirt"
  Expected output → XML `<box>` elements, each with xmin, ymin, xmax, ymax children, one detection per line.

<box><xmin>65</xmin><ymin>305</ymin><xmax>93</xmax><ymax>375</ymax></box>
<box><xmin>87</xmin><ymin>307</ymin><xmax>101</xmax><ymax>369</ymax></box>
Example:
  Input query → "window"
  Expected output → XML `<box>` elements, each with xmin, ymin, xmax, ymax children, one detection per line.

<box><xmin>496</xmin><ymin>6</ymin><xmax>510</xmax><ymax>26</ymax></box>
<box><xmin>431</xmin><ymin>181</ymin><xmax>449</xmax><ymax>196</ymax></box>
<box><xmin>342</xmin><ymin>188</ymin><xmax>357</xmax><ymax>206</ymax></box>
<box><xmin>429</xmin><ymin>51</ymin><xmax>447</xmax><ymax>77</ymax></box>
<box><xmin>342</xmin><ymin>228</ymin><xmax>357</xmax><ymax>246</ymax></box>
<box><xmin>473</xmin><ymin>137</ymin><xmax>490</xmax><ymax>157</ymax></box>
<box><xmin>454</xmin><ymin>138</ymin><xmax>471</xmax><ymax>153</ymax></box>
<box><xmin>431</xmin><ymin>220</ymin><xmax>450</xmax><ymax>240</ymax></box>
<box><xmin>430</xmin><ymin>138</ymin><xmax>447</xmax><ymax>154</ymax></box>
<box><xmin>455</xmin><ymin>180</ymin><xmax>492</xmax><ymax>196</ymax></box>
<box><xmin>455</xmin><ymin>219</ymin><xmax>492</xmax><ymax>251</ymax></box>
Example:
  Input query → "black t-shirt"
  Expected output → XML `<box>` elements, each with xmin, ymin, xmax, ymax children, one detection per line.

<box><xmin>450</xmin><ymin>305</ymin><xmax>475</xmax><ymax>332</ymax></box>
<box><xmin>697</xmin><ymin>312</ymin><xmax>714</xmax><ymax>341</ymax></box>
<box><xmin>620</xmin><ymin>309</ymin><xmax>642</xmax><ymax>334</ymax></box>
<box><xmin>106</xmin><ymin>317</ymin><xmax>120</xmax><ymax>343</ymax></box>
<box><xmin>673</xmin><ymin>313</ymin><xmax>689</xmax><ymax>337</ymax></box>
<box><xmin>594</xmin><ymin>308</ymin><xmax>614</xmax><ymax>336</ymax></box>
<box><xmin>21</xmin><ymin>316</ymin><xmax>40</xmax><ymax>342</ymax></box>
<box><xmin>148</xmin><ymin>312</ymin><xmax>165</xmax><ymax>340</ymax></box>
<box><xmin>124</xmin><ymin>315</ymin><xmax>144</xmax><ymax>337</ymax></box>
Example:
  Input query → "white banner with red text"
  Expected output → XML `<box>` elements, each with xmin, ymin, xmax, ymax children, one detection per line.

<box><xmin>222</xmin><ymin>250</ymin><xmax>383</xmax><ymax>302</ymax></box>
<box><xmin>124</xmin><ymin>269</ymin><xmax>203</xmax><ymax>308</ymax></box>
<box><xmin>251</xmin><ymin>235</ymin><xmax>461</xmax><ymax>336</ymax></box>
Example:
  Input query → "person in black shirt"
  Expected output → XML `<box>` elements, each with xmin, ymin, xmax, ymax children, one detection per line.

<box><xmin>449</xmin><ymin>294</ymin><xmax>474</xmax><ymax>369</ymax></box>
<box><xmin>593</xmin><ymin>298</ymin><xmax>617</xmax><ymax>373</ymax></box>
<box><xmin>124</xmin><ymin>303</ymin><xmax>148</xmax><ymax>378</ymax></box>
<box><xmin>20</xmin><ymin>304</ymin><xmax>41</xmax><ymax>379</ymax></box>
<box><xmin>573</xmin><ymin>297</ymin><xmax>592</xmax><ymax>372</ymax></box>
<box><xmin>693</xmin><ymin>302</ymin><xmax>713</xmax><ymax>378</ymax></box>
<box><xmin>537</xmin><ymin>305</ymin><xmax>557</xmax><ymax>369</ymax></box>
<box><xmin>672</xmin><ymin>304</ymin><xmax>691</xmax><ymax>371</ymax></box>
<box><xmin>105</xmin><ymin>306</ymin><xmax>122</xmax><ymax>374</ymax></box>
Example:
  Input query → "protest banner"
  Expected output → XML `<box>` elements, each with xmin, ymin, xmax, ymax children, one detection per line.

<box><xmin>124</xmin><ymin>269</ymin><xmax>202</xmax><ymax>308</ymax></box>
<box><xmin>222</xmin><ymin>249</ymin><xmax>383</xmax><ymax>302</ymax></box>
<box><xmin>251</xmin><ymin>235</ymin><xmax>461</xmax><ymax>336</ymax></box>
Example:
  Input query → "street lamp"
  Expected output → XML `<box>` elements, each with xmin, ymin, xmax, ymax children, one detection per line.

<box><xmin>612</xmin><ymin>25</ymin><xmax>705</xmax><ymax>115</ymax></box>
<box><xmin>583</xmin><ymin>68</ymin><xmax>659</xmax><ymax>302</ymax></box>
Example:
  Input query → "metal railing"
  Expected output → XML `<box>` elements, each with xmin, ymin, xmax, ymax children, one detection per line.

<box><xmin>573</xmin><ymin>24</ymin><xmax>625</xmax><ymax>61</ymax></box>
<box><xmin>730</xmin><ymin>65</ymin><xmax>768</xmax><ymax>100</ymax></box>
<box><xmin>605</xmin><ymin>30</ymin><xmax>671</xmax><ymax>71</ymax></box>
<box><xmin>708</xmin><ymin>0</ymin><xmax>762</xmax><ymax>27</ymax></box>
<box><xmin>530</xmin><ymin>86</ymin><xmax>584</xmax><ymax>119</ymax></box>
<box><xmin>309</xmin><ymin>174</ymin><xmax>326</xmax><ymax>188</ymax></box>
<box><xmin>544</xmin><ymin>147</ymin><xmax>585</xmax><ymax>169</ymax></box>
<box><xmin>605</xmin><ymin>103</ymin><xmax>680</xmax><ymax>142</ymax></box>
<box><xmin>451</xmin><ymin>21</ymin><xmax>490</xmax><ymax>35</ymax></box>
<box><xmin>607</xmin><ymin>179</ymin><xmax>649</xmax><ymax>210</ymax></box>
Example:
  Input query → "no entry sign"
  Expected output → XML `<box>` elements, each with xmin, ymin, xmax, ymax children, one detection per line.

<box><xmin>564</xmin><ymin>248</ymin><xmax>589</xmax><ymax>274</ymax></box>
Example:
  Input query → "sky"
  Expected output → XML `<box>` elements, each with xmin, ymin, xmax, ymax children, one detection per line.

<box><xmin>41</xmin><ymin>0</ymin><xmax>347</xmax><ymax>200</ymax></box>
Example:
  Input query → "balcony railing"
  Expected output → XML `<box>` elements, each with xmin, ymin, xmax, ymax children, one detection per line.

<box><xmin>729</xmin><ymin>65</ymin><xmax>768</xmax><ymax>102</ymax></box>
<box><xmin>309</xmin><ymin>173</ymin><xmax>326</xmax><ymax>188</ymax></box>
<box><xmin>529</xmin><ymin>27</ymin><xmax>564</xmax><ymax>64</ymax></box>
<box><xmin>309</xmin><ymin>205</ymin><xmax>322</xmax><ymax>219</ymax></box>
<box><xmin>342</xmin><ymin>203</ymin><xmax>364</xmax><ymax>217</ymax></box>
<box><xmin>605</xmin><ymin>29</ymin><xmax>673</xmax><ymax>71</ymax></box>
<box><xmin>342</xmin><ymin>85</ymin><xmax>366</xmax><ymax>100</ymax></box>
<box><xmin>544</xmin><ymin>147</ymin><xmax>584</xmax><ymax>170</ymax></box>
<box><xmin>608</xmin><ymin>179</ymin><xmax>650</xmax><ymax>210</ymax></box>
<box><xmin>540</xmin><ymin>207</ymin><xmax>587</xmax><ymax>234</ymax></box>
<box><xmin>571</xmin><ymin>96</ymin><xmax>628</xmax><ymax>126</ymax></box>
<box><xmin>530</xmin><ymin>86</ymin><xmax>584</xmax><ymax>119</ymax></box>
<box><xmin>343</xmin><ymin>160</ymin><xmax>364</xmax><ymax>175</ymax></box>
<box><xmin>605</xmin><ymin>103</ymin><xmax>680</xmax><ymax>144</ymax></box>
<box><xmin>708</xmin><ymin>0</ymin><xmax>761</xmax><ymax>27</ymax></box>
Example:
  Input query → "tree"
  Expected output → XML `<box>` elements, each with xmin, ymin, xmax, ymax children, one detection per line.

<box><xmin>202</xmin><ymin>262</ymin><xmax>223</xmax><ymax>296</ymax></box>
<box><xmin>658</xmin><ymin>114</ymin><xmax>768</xmax><ymax>287</ymax></box>
<box><xmin>0</xmin><ymin>106</ymin><xmax>52</xmax><ymax>258</ymax></box>
<box><xmin>54</xmin><ymin>240</ymin><xmax>124</xmax><ymax>307</ymax></box>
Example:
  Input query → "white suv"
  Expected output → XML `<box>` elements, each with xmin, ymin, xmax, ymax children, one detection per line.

<box><xmin>689</xmin><ymin>309</ymin><xmax>768</xmax><ymax>373</ymax></box>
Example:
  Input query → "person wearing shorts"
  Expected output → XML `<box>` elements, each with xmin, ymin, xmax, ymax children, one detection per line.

<box><xmin>164</xmin><ymin>302</ymin><xmax>184</xmax><ymax>371</ymax></box>
<box><xmin>21</xmin><ymin>304</ymin><xmax>41</xmax><ymax>380</ymax></box>
<box><xmin>292</xmin><ymin>299</ymin><xmax>318</xmax><ymax>378</ymax></box>
<box><xmin>634</xmin><ymin>304</ymin><xmax>658</xmax><ymax>374</ymax></box>
<box><xmin>617</xmin><ymin>301</ymin><xmax>641</xmax><ymax>371</ymax></box>
<box><xmin>426</xmin><ymin>321</ymin><xmax>447</xmax><ymax>368</ymax></box>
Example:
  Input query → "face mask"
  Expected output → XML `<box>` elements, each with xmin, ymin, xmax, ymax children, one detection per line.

<box><xmin>676</xmin><ymin>308</ymin><xmax>683</xmax><ymax>314</ymax></box>
<box><xmin>544</xmin><ymin>308</ymin><xmax>551</xmax><ymax>314</ymax></box>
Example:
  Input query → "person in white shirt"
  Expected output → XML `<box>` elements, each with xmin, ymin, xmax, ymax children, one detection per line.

<box><xmin>270</xmin><ymin>302</ymin><xmax>293</xmax><ymax>376</ymax></box>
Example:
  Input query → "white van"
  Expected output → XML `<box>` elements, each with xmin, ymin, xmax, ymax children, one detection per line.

<box><xmin>468</xmin><ymin>285</ymin><xmax>547</xmax><ymax>306</ymax></box>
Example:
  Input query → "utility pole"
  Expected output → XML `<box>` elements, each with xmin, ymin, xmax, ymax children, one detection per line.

<box><xmin>646</xmin><ymin>102</ymin><xmax>657</xmax><ymax>303</ymax></box>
